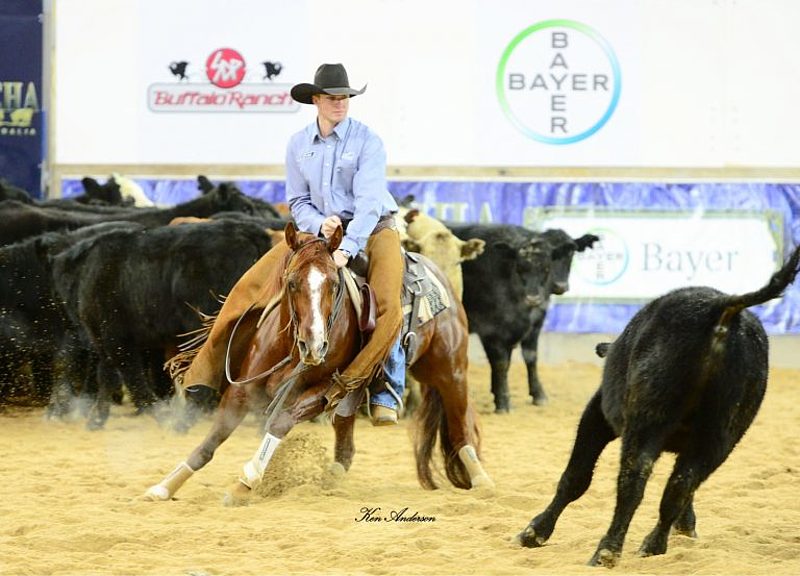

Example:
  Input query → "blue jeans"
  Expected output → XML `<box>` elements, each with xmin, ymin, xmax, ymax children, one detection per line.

<box><xmin>371</xmin><ymin>335</ymin><xmax>406</xmax><ymax>410</ymax></box>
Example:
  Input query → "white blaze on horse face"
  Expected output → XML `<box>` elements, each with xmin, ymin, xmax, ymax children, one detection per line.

<box><xmin>306</xmin><ymin>265</ymin><xmax>327</xmax><ymax>354</ymax></box>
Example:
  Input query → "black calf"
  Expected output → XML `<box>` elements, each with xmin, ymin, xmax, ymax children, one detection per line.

<box><xmin>518</xmin><ymin>245</ymin><xmax>800</xmax><ymax>567</ymax></box>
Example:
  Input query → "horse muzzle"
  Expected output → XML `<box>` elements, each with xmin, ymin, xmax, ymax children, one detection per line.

<box><xmin>297</xmin><ymin>339</ymin><xmax>329</xmax><ymax>366</ymax></box>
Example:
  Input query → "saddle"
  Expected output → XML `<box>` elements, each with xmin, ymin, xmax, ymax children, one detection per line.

<box><xmin>331</xmin><ymin>250</ymin><xmax>450</xmax><ymax>418</ymax></box>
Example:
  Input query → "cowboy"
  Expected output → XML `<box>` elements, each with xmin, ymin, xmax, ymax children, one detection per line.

<box><xmin>176</xmin><ymin>63</ymin><xmax>405</xmax><ymax>427</ymax></box>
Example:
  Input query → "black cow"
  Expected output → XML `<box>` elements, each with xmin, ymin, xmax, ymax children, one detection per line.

<box><xmin>40</xmin><ymin>176</ymin><xmax>130</xmax><ymax>209</ymax></box>
<box><xmin>197</xmin><ymin>175</ymin><xmax>282</xmax><ymax>219</ymax></box>
<box><xmin>52</xmin><ymin>219</ymin><xmax>275</xmax><ymax>429</ymax></box>
<box><xmin>0</xmin><ymin>179</ymin><xmax>33</xmax><ymax>204</ymax></box>
<box><xmin>0</xmin><ymin>177</ymin><xmax>258</xmax><ymax>246</ymax></box>
<box><xmin>0</xmin><ymin>222</ymin><xmax>144</xmax><ymax>410</ymax></box>
<box><xmin>169</xmin><ymin>61</ymin><xmax>189</xmax><ymax>81</ymax></box>
<box><xmin>262</xmin><ymin>61</ymin><xmax>282</xmax><ymax>80</ymax></box>
<box><xmin>449</xmin><ymin>223</ymin><xmax>597</xmax><ymax>412</ymax></box>
<box><xmin>518</xmin><ymin>245</ymin><xmax>800</xmax><ymax>567</ymax></box>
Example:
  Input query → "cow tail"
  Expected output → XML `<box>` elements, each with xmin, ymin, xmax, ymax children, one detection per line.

<box><xmin>710</xmin><ymin>244</ymin><xmax>800</xmax><ymax>355</ymax></box>
<box><xmin>413</xmin><ymin>384</ymin><xmax>479</xmax><ymax>490</ymax></box>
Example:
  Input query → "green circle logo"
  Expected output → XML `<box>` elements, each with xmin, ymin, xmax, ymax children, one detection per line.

<box><xmin>496</xmin><ymin>20</ymin><xmax>621</xmax><ymax>145</ymax></box>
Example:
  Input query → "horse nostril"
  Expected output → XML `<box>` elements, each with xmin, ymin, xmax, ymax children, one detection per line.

<box><xmin>298</xmin><ymin>340</ymin><xmax>308</xmax><ymax>356</ymax></box>
<box><xmin>319</xmin><ymin>340</ymin><xmax>329</xmax><ymax>358</ymax></box>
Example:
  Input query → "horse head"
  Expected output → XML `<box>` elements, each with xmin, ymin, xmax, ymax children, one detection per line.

<box><xmin>283</xmin><ymin>222</ymin><xmax>344</xmax><ymax>366</ymax></box>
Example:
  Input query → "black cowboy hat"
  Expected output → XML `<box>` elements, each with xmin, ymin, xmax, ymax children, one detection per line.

<box><xmin>290</xmin><ymin>63</ymin><xmax>366</xmax><ymax>105</ymax></box>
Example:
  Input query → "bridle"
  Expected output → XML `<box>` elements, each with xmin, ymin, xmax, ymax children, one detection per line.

<box><xmin>224</xmin><ymin>237</ymin><xmax>347</xmax><ymax>388</ymax></box>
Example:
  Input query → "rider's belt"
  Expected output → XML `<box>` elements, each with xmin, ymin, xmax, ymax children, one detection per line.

<box><xmin>340</xmin><ymin>213</ymin><xmax>396</xmax><ymax>235</ymax></box>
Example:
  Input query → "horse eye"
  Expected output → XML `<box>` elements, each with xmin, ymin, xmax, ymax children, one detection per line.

<box><xmin>287</xmin><ymin>279</ymin><xmax>298</xmax><ymax>292</ymax></box>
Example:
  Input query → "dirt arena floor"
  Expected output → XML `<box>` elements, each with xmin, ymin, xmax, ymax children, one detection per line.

<box><xmin>1</xmin><ymin>360</ymin><xmax>799</xmax><ymax>576</ymax></box>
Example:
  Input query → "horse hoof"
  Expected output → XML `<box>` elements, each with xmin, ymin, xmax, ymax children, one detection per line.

<box><xmin>223</xmin><ymin>481</ymin><xmax>252</xmax><ymax>507</ymax></box>
<box><xmin>322</xmin><ymin>462</ymin><xmax>347</xmax><ymax>489</ymax></box>
<box><xmin>470</xmin><ymin>474</ymin><xmax>495</xmax><ymax>490</ymax></box>
<box><xmin>143</xmin><ymin>485</ymin><xmax>171</xmax><ymax>501</ymax></box>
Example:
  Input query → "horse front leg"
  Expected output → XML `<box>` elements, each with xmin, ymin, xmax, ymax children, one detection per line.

<box><xmin>224</xmin><ymin>380</ymin><xmax>329</xmax><ymax>506</ymax></box>
<box><xmin>143</xmin><ymin>384</ymin><xmax>250</xmax><ymax>501</ymax></box>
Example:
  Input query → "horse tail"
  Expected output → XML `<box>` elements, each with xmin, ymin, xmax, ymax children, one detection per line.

<box><xmin>414</xmin><ymin>384</ymin><xmax>481</xmax><ymax>490</ymax></box>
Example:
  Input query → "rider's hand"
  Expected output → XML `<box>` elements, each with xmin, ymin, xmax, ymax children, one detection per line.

<box><xmin>333</xmin><ymin>249</ymin><xmax>350</xmax><ymax>268</ymax></box>
<box><xmin>320</xmin><ymin>215</ymin><xmax>342</xmax><ymax>239</ymax></box>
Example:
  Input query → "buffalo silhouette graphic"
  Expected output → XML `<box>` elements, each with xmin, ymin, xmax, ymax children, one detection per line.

<box><xmin>169</xmin><ymin>61</ymin><xmax>189</xmax><ymax>81</ymax></box>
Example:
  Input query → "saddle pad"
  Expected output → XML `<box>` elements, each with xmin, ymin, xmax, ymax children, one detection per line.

<box><xmin>401</xmin><ymin>259</ymin><xmax>450</xmax><ymax>331</ymax></box>
<box><xmin>342</xmin><ymin>259</ymin><xmax>450</xmax><ymax>333</ymax></box>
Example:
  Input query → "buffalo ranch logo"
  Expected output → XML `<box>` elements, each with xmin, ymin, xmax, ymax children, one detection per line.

<box><xmin>496</xmin><ymin>20</ymin><xmax>621</xmax><ymax>144</ymax></box>
<box><xmin>148</xmin><ymin>47</ymin><xmax>298</xmax><ymax>113</ymax></box>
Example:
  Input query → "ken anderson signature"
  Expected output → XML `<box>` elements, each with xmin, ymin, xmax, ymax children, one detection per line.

<box><xmin>355</xmin><ymin>506</ymin><xmax>436</xmax><ymax>523</ymax></box>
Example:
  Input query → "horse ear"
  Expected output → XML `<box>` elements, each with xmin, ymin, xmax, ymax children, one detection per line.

<box><xmin>328</xmin><ymin>224</ymin><xmax>343</xmax><ymax>253</ymax></box>
<box><xmin>284</xmin><ymin>221</ymin><xmax>299</xmax><ymax>250</ymax></box>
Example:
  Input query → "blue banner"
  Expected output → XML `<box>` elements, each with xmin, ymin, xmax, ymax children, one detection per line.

<box><xmin>0</xmin><ymin>2</ymin><xmax>44</xmax><ymax>198</ymax></box>
<box><xmin>61</xmin><ymin>178</ymin><xmax>800</xmax><ymax>334</ymax></box>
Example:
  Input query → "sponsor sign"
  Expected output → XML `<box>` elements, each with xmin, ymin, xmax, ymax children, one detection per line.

<box><xmin>0</xmin><ymin>2</ymin><xmax>43</xmax><ymax>196</ymax></box>
<box><xmin>148</xmin><ymin>47</ymin><xmax>298</xmax><ymax>113</ymax></box>
<box><xmin>496</xmin><ymin>19</ymin><xmax>621</xmax><ymax>144</ymax></box>
<box><xmin>540</xmin><ymin>211</ymin><xmax>782</xmax><ymax>300</ymax></box>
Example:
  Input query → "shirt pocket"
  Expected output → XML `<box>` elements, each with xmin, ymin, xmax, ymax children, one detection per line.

<box><xmin>335</xmin><ymin>155</ymin><xmax>357</xmax><ymax>188</ymax></box>
<box><xmin>297</xmin><ymin>149</ymin><xmax>317</xmax><ymax>182</ymax></box>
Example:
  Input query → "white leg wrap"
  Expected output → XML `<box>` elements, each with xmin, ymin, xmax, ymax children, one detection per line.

<box><xmin>240</xmin><ymin>433</ymin><xmax>281</xmax><ymax>489</ymax></box>
<box><xmin>458</xmin><ymin>445</ymin><xmax>494</xmax><ymax>488</ymax></box>
<box><xmin>144</xmin><ymin>461</ymin><xmax>194</xmax><ymax>501</ymax></box>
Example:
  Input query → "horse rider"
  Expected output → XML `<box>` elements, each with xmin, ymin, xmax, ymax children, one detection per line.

<box><xmin>176</xmin><ymin>63</ymin><xmax>406</xmax><ymax>427</ymax></box>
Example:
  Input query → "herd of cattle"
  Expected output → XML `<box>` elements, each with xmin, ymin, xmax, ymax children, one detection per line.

<box><xmin>3</xmin><ymin>174</ymin><xmax>798</xmax><ymax>566</ymax></box>
<box><xmin>0</xmin><ymin>175</ymin><xmax>596</xmax><ymax>428</ymax></box>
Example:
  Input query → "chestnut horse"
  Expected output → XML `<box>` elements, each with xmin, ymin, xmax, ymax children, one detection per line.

<box><xmin>145</xmin><ymin>222</ymin><xmax>491</xmax><ymax>503</ymax></box>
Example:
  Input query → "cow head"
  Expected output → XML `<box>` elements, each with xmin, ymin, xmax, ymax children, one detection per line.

<box><xmin>80</xmin><ymin>176</ymin><xmax>125</xmax><ymax>206</ymax></box>
<box><xmin>197</xmin><ymin>175</ymin><xmax>215</xmax><ymax>194</ymax></box>
<box><xmin>541</xmin><ymin>229</ymin><xmax>599</xmax><ymax>295</ymax></box>
<box><xmin>197</xmin><ymin>180</ymin><xmax>256</xmax><ymax>217</ymax></box>
<box><xmin>494</xmin><ymin>237</ymin><xmax>552</xmax><ymax>309</ymax></box>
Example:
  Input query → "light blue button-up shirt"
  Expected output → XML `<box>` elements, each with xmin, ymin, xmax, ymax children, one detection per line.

<box><xmin>285</xmin><ymin>116</ymin><xmax>398</xmax><ymax>257</ymax></box>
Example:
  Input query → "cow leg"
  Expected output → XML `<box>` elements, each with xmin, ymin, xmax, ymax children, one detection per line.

<box><xmin>86</xmin><ymin>359</ymin><xmax>117</xmax><ymax>430</ymax></box>
<box><xmin>672</xmin><ymin>497</ymin><xmax>697</xmax><ymax>537</ymax></box>
<box><xmin>519</xmin><ymin>390</ymin><xmax>616</xmax><ymax>547</ymax></box>
<box><xmin>520</xmin><ymin>313</ymin><xmax>547</xmax><ymax>405</ymax></box>
<box><xmin>119</xmin><ymin>351</ymin><xmax>163</xmax><ymax>418</ymax></box>
<box><xmin>639</xmin><ymin>439</ymin><xmax>730</xmax><ymax>558</ymax></box>
<box><xmin>589</xmin><ymin>432</ymin><xmax>665</xmax><ymax>568</ymax></box>
<box><xmin>144</xmin><ymin>384</ymin><xmax>251</xmax><ymax>501</ymax></box>
<box><xmin>480</xmin><ymin>336</ymin><xmax>513</xmax><ymax>413</ymax></box>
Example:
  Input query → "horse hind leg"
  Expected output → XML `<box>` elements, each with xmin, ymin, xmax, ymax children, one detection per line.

<box><xmin>412</xmin><ymin>357</ymin><xmax>492</xmax><ymax>490</ymax></box>
<box><xmin>143</xmin><ymin>385</ymin><xmax>250</xmax><ymax>501</ymax></box>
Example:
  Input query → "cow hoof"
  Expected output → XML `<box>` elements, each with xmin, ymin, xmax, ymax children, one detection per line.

<box><xmin>517</xmin><ymin>524</ymin><xmax>546</xmax><ymax>548</ymax></box>
<box><xmin>638</xmin><ymin>532</ymin><xmax>668</xmax><ymax>557</ymax></box>
<box><xmin>588</xmin><ymin>548</ymin><xmax>619</xmax><ymax>568</ymax></box>
<box><xmin>223</xmin><ymin>481</ymin><xmax>252</xmax><ymax>507</ymax></box>
<box><xmin>85</xmin><ymin>418</ymin><xmax>105</xmax><ymax>431</ymax></box>
<box><xmin>531</xmin><ymin>395</ymin><xmax>549</xmax><ymax>407</ymax></box>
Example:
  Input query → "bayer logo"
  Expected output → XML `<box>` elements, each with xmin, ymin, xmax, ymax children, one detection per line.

<box><xmin>574</xmin><ymin>228</ymin><xmax>628</xmax><ymax>285</ymax></box>
<box><xmin>496</xmin><ymin>20</ymin><xmax>621</xmax><ymax>145</ymax></box>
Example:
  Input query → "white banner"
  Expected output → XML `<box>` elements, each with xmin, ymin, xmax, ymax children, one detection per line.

<box><xmin>53</xmin><ymin>0</ymin><xmax>800</xmax><ymax>167</ymax></box>
<box><xmin>541</xmin><ymin>212</ymin><xmax>781</xmax><ymax>300</ymax></box>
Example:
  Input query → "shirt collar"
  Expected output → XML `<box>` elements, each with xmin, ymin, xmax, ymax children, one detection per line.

<box><xmin>309</xmin><ymin>117</ymin><xmax>351</xmax><ymax>144</ymax></box>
